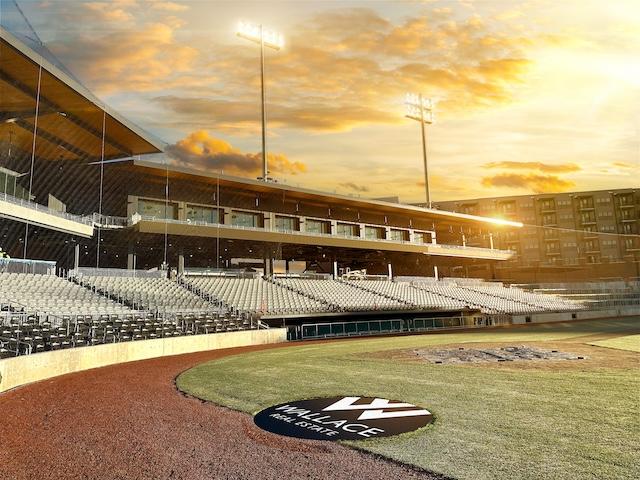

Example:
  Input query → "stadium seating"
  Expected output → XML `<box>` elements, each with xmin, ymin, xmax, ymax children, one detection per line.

<box><xmin>0</xmin><ymin>310</ymin><xmax>252</xmax><ymax>357</ymax></box>
<box><xmin>275</xmin><ymin>277</ymin><xmax>410</xmax><ymax>312</ymax></box>
<box><xmin>77</xmin><ymin>275</ymin><xmax>218</xmax><ymax>313</ymax></box>
<box><xmin>0</xmin><ymin>269</ymin><xmax>591</xmax><ymax>359</ymax></box>
<box><xmin>0</xmin><ymin>272</ymin><xmax>131</xmax><ymax>316</ymax></box>
<box><xmin>185</xmin><ymin>276</ymin><xmax>328</xmax><ymax>315</ymax></box>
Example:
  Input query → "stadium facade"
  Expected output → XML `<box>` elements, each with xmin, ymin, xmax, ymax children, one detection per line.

<box><xmin>0</xmin><ymin>23</ymin><xmax>521</xmax><ymax>281</ymax></box>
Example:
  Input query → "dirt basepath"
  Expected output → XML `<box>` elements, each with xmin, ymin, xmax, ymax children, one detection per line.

<box><xmin>0</xmin><ymin>343</ymin><xmax>445</xmax><ymax>480</ymax></box>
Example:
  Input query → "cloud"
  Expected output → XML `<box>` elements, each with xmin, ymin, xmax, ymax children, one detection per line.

<box><xmin>338</xmin><ymin>182</ymin><xmax>370</xmax><ymax>193</ymax></box>
<box><xmin>147</xmin><ymin>1</ymin><xmax>189</xmax><ymax>12</ymax></box>
<box><xmin>612</xmin><ymin>161</ymin><xmax>636</xmax><ymax>169</ymax></box>
<box><xmin>49</xmin><ymin>21</ymin><xmax>199</xmax><ymax>93</ymax></box>
<box><xmin>481</xmin><ymin>173</ymin><xmax>575</xmax><ymax>193</ymax></box>
<box><xmin>148</xmin><ymin>7</ymin><xmax>536</xmax><ymax>132</ymax></box>
<box><xmin>153</xmin><ymin>96</ymin><xmax>397</xmax><ymax>132</ymax></box>
<box><xmin>165</xmin><ymin>130</ymin><xmax>306</xmax><ymax>177</ymax></box>
<box><xmin>484</xmin><ymin>161</ymin><xmax>581</xmax><ymax>173</ymax></box>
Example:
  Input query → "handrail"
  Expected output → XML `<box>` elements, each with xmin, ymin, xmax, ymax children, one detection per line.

<box><xmin>132</xmin><ymin>215</ymin><xmax>512</xmax><ymax>254</ymax></box>
<box><xmin>1</xmin><ymin>192</ymin><xmax>93</xmax><ymax>225</ymax></box>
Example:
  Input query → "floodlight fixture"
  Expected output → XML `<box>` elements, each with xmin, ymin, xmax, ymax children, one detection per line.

<box><xmin>237</xmin><ymin>21</ymin><xmax>284</xmax><ymax>50</ymax></box>
<box><xmin>405</xmin><ymin>92</ymin><xmax>435</xmax><ymax>206</ymax></box>
<box><xmin>405</xmin><ymin>94</ymin><xmax>434</xmax><ymax>124</ymax></box>
<box><xmin>236</xmin><ymin>21</ymin><xmax>284</xmax><ymax>182</ymax></box>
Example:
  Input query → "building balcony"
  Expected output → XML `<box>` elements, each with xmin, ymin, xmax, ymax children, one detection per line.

<box><xmin>0</xmin><ymin>193</ymin><xmax>94</xmax><ymax>238</ymax></box>
<box><xmin>128</xmin><ymin>215</ymin><xmax>514</xmax><ymax>261</ymax></box>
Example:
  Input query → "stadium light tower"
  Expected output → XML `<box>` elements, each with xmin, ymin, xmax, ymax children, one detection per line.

<box><xmin>237</xmin><ymin>21</ymin><xmax>284</xmax><ymax>182</ymax></box>
<box><xmin>405</xmin><ymin>93</ymin><xmax>434</xmax><ymax>207</ymax></box>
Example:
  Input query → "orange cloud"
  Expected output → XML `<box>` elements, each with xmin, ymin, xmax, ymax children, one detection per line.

<box><xmin>484</xmin><ymin>161</ymin><xmax>581</xmax><ymax>173</ymax></box>
<box><xmin>49</xmin><ymin>20</ymin><xmax>199</xmax><ymax>93</ymax></box>
<box><xmin>481</xmin><ymin>173</ymin><xmax>575</xmax><ymax>193</ymax></box>
<box><xmin>165</xmin><ymin>130</ymin><xmax>306</xmax><ymax>177</ymax></box>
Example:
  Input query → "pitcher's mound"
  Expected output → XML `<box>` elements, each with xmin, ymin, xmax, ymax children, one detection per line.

<box><xmin>414</xmin><ymin>345</ymin><xmax>586</xmax><ymax>364</ymax></box>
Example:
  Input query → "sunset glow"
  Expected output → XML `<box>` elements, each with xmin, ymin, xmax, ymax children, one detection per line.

<box><xmin>13</xmin><ymin>0</ymin><xmax>639</xmax><ymax>201</ymax></box>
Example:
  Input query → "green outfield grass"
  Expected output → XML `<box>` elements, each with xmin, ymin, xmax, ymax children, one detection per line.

<box><xmin>590</xmin><ymin>333</ymin><xmax>640</xmax><ymax>352</ymax></box>
<box><xmin>177</xmin><ymin>318</ymin><xmax>640</xmax><ymax>480</ymax></box>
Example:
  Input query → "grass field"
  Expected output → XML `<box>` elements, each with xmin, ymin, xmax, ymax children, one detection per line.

<box><xmin>590</xmin><ymin>334</ymin><xmax>640</xmax><ymax>353</ymax></box>
<box><xmin>177</xmin><ymin>318</ymin><xmax>640</xmax><ymax>480</ymax></box>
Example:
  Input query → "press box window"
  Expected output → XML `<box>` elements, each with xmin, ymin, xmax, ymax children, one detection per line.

<box><xmin>337</xmin><ymin>223</ymin><xmax>359</xmax><ymax>237</ymax></box>
<box><xmin>306</xmin><ymin>219</ymin><xmax>331</xmax><ymax>234</ymax></box>
<box><xmin>275</xmin><ymin>215</ymin><xmax>298</xmax><ymax>232</ymax></box>
<box><xmin>138</xmin><ymin>199</ymin><xmax>178</xmax><ymax>219</ymax></box>
<box><xmin>186</xmin><ymin>205</ymin><xmax>220</xmax><ymax>223</ymax></box>
<box><xmin>231</xmin><ymin>210</ymin><xmax>262</xmax><ymax>228</ymax></box>
<box><xmin>365</xmin><ymin>226</ymin><xmax>385</xmax><ymax>240</ymax></box>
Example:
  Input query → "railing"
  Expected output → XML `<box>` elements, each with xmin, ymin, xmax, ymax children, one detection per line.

<box><xmin>71</xmin><ymin>267</ymin><xmax>166</xmax><ymax>278</ymax></box>
<box><xmin>132</xmin><ymin>215</ymin><xmax>511</xmax><ymax>254</ymax></box>
<box><xmin>290</xmin><ymin>316</ymin><xmax>473</xmax><ymax>340</ymax></box>
<box><xmin>1</xmin><ymin>192</ymin><xmax>93</xmax><ymax>225</ymax></box>
<box><xmin>183</xmin><ymin>268</ymin><xmax>258</xmax><ymax>278</ymax></box>
<box><xmin>92</xmin><ymin>214</ymin><xmax>129</xmax><ymax>229</ymax></box>
<box><xmin>0</xmin><ymin>258</ymin><xmax>56</xmax><ymax>274</ymax></box>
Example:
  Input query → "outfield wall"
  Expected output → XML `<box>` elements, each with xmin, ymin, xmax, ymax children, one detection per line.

<box><xmin>512</xmin><ymin>307</ymin><xmax>640</xmax><ymax>324</ymax></box>
<box><xmin>0</xmin><ymin>328</ymin><xmax>287</xmax><ymax>393</ymax></box>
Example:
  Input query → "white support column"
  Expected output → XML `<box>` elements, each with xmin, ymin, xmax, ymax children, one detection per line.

<box><xmin>387</xmin><ymin>263</ymin><xmax>393</xmax><ymax>280</ymax></box>
<box><xmin>333</xmin><ymin>261</ymin><xmax>338</xmax><ymax>279</ymax></box>
<box><xmin>433</xmin><ymin>265</ymin><xmax>439</xmax><ymax>280</ymax></box>
<box><xmin>489</xmin><ymin>233</ymin><xmax>494</xmax><ymax>250</ymax></box>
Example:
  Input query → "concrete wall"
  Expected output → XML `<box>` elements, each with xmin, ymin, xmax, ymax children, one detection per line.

<box><xmin>0</xmin><ymin>328</ymin><xmax>287</xmax><ymax>393</ymax></box>
<box><xmin>512</xmin><ymin>307</ymin><xmax>640</xmax><ymax>324</ymax></box>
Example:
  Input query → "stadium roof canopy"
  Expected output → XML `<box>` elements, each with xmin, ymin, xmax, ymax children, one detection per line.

<box><xmin>0</xmin><ymin>26</ymin><xmax>164</xmax><ymax>163</ymax></box>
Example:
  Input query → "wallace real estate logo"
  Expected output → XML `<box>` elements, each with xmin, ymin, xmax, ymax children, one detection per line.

<box><xmin>254</xmin><ymin>396</ymin><xmax>433</xmax><ymax>441</ymax></box>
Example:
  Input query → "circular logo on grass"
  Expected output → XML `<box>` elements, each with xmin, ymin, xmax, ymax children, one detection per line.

<box><xmin>254</xmin><ymin>396</ymin><xmax>433</xmax><ymax>441</ymax></box>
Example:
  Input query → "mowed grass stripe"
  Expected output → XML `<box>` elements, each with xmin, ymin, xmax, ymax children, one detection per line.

<box><xmin>177</xmin><ymin>318</ymin><xmax>640</xmax><ymax>480</ymax></box>
<box><xmin>590</xmin><ymin>334</ymin><xmax>640</xmax><ymax>353</ymax></box>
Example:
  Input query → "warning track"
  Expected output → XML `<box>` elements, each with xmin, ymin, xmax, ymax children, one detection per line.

<box><xmin>0</xmin><ymin>343</ymin><xmax>446</xmax><ymax>480</ymax></box>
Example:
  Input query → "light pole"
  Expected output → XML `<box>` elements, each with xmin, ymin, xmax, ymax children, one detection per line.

<box><xmin>405</xmin><ymin>93</ymin><xmax>434</xmax><ymax>207</ymax></box>
<box><xmin>237</xmin><ymin>21</ymin><xmax>284</xmax><ymax>182</ymax></box>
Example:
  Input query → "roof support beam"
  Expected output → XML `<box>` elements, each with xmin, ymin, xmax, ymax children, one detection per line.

<box><xmin>0</xmin><ymin>68</ymin><xmax>133</xmax><ymax>156</ymax></box>
<box><xmin>13</xmin><ymin>118</ymin><xmax>95</xmax><ymax>159</ymax></box>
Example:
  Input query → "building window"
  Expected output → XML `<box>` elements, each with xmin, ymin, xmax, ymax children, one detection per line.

<box><xmin>306</xmin><ymin>219</ymin><xmax>331</xmax><ymax>234</ymax></box>
<box><xmin>413</xmin><ymin>231</ymin><xmax>431</xmax><ymax>244</ymax></box>
<box><xmin>337</xmin><ymin>222</ymin><xmax>359</xmax><ymax>237</ymax></box>
<box><xmin>542</xmin><ymin>213</ymin><xmax>557</xmax><ymax>225</ymax></box>
<box><xmin>389</xmin><ymin>229</ymin><xmax>409</xmax><ymax>242</ymax></box>
<box><xmin>275</xmin><ymin>215</ymin><xmax>298</xmax><ymax>232</ymax></box>
<box><xmin>231</xmin><ymin>210</ymin><xmax>262</xmax><ymax>228</ymax></box>
<box><xmin>186</xmin><ymin>205</ymin><xmax>220</xmax><ymax>224</ymax></box>
<box><xmin>540</xmin><ymin>199</ymin><xmax>556</xmax><ymax>211</ymax></box>
<box><xmin>137</xmin><ymin>199</ymin><xmax>178</xmax><ymax>219</ymax></box>
<box><xmin>580</xmin><ymin>212</ymin><xmax>596</xmax><ymax>224</ymax></box>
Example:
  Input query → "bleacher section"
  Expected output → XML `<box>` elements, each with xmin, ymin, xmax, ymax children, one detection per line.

<box><xmin>275</xmin><ymin>277</ymin><xmax>411</xmax><ymax>312</ymax></box>
<box><xmin>0</xmin><ymin>272</ymin><xmax>131</xmax><ymax>316</ymax></box>
<box><xmin>77</xmin><ymin>276</ymin><xmax>218</xmax><ymax>313</ymax></box>
<box><xmin>185</xmin><ymin>276</ymin><xmax>327</xmax><ymax>315</ymax></box>
<box><xmin>1</xmin><ymin>269</ymin><xmax>591</xmax><ymax>359</ymax></box>
<box><xmin>345</xmin><ymin>279</ymin><xmax>467</xmax><ymax>310</ymax></box>
<box><xmin>516</xmin><ymin>281</ymin><xmax>640</xmax><ymax>310</ymax></box>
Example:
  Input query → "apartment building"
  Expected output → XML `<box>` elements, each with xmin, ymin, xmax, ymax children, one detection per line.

<box><xmin>433</xmin><ymin>188</ymin><xmax>639</xmax><ymax>281</ymax></box>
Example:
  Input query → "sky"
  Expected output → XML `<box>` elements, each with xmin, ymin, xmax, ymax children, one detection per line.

<box><xmin>6</xmin><ymin>0</ymin><xmax>640</xmax><ymax>202</ymax></box>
